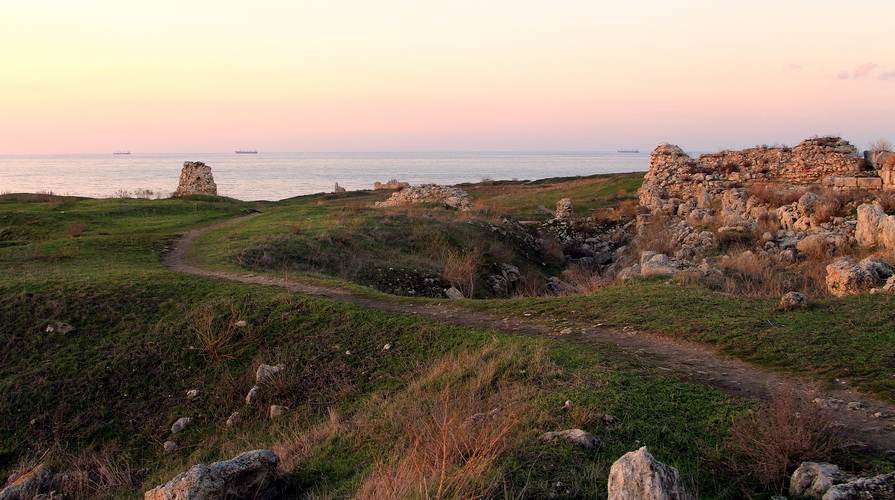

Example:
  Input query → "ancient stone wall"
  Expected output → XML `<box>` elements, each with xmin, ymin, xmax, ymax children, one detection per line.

<box><xmin>639</xmin><ymin>138</ymin><xmax>867</xmax><ymax>210</ymax></box>
<box><xmin>173</xmin><ymin>161</ymin><xmax>217</xmax><ymax>197</ymax></box>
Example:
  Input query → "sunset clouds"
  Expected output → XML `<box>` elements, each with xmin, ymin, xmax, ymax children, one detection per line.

<box><xmin>1</xmin><ymin>0</ymin><xmax>894</xmax><ymax>154</ymax></box>
<box><xmin>837</xmin><ymin>63</ymin><xmax>895</xmax><ymax>81</ymax></box>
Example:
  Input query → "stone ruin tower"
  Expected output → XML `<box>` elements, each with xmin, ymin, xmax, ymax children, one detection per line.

<box><xmin>173</xmin><ymin>161</ymin><xmax>217</xmax><ymax>197</ymax></box>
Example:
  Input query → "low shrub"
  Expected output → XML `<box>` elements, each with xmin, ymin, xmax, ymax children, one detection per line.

<box><xmin>723</xmin><ymin>387</ymin><xmax>843</xmax><ymax>489</ymax></box>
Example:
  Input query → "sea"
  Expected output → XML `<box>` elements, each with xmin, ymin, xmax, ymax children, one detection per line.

<box><xmin>0</xmin><ymin>152</ymin><xmax>649</xmax><ymax>202</ymax></box>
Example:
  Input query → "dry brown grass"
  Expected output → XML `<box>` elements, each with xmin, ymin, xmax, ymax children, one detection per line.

<box><xmin>561</xmin><ymin>265</ymin><xmax>609</xmax><ymax>295</ymax></box>
<box><xmin>723</xmin><ymin>387</ymin><xmax>844</xmax><ymax>487</ymax></box>
<box><xmin>813</xmin><ymin>197</ymin><xmax>844</xmax><ymax>223</ymax></box>
<box><xmin>878</xmin><ymin>192</ymin><xmax>895</xmax><ymax>213</ymax></box>
<box><xmin>344</xmin><ymin>202</ymin><xmax>368</xmax><ymax>215</ymax></box>
<box><xmin>515</xmin><ymin>268</ymin><xmax>548</xmax><ymax>297</ymax></box>
<box><xmin>273</xmin><ymin>409</ymin><xmax>346</xmax><ymax>473</ymax></box>
<box><xmin>58</xmin><ymin>447</ymin><xmax>139</xmax><ymax>499</ymax></box>
<box><xmin>353</xmin><ymin>344</ymin><xmax>556</xmax><ymax>500</ymax></box>
<box><xmin>442</xmin><ymin>249</ymin><xmax>481</xmax><ymax>298</ymax></box>
<box><xmin>755</xmin><ymin>212</ymin><xmax>781</xmax><ymax>235</ymax></box>
<box><xmin>714</xmin><ymin>250</ymin><xmax>833</xmax><ymax>297</ymax></box>
<box><xmin>630</xmin><ymin>216</ymin><xmax>677</xmax><ymax>256</ymax></box>
<box><xmin>618</xmin><ymin>199</ymin><xmax>639</xmax><ymax>219</ymax></box>
<box><xmin>5</xmin><ymin>446</ymin><xmax>139</xmax><ymax>500</ymax></box>
<box><xmin>745</xmin><ymin>184</ymin><xmax>797</xmax><ymax>207</ymax></box>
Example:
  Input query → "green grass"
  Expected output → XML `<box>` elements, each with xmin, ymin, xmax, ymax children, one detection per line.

<box><xmin>190</xmin><ymin>194</ymin><xmax>561</xmax><ymax>298</ymax></box>
<box><xmin>462</xmin><ymin>172</ymin><xmax>644</xmax><ymax>220</ymax></box>
<box><xmin>1</xmin><ymin>187</ymin><xmax>893</xmax><ymax>498</ymax></box>
<box><xmin>469</xmin><ymin>278</ymin><xmax>895</xmax><ymax>400</ymax></box>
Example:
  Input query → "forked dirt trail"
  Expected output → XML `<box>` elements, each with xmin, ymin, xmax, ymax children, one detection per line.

<box><xmin>165</xmin><ymin>214</ymin><xmax>895</xmax><ymax>451</ymax></box>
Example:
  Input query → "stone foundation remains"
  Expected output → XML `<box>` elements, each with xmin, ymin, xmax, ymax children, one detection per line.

<box><xmin>375</xmin><ymin>184</ymin><xmax>472</xmax><ymax>211</ymax></box>
<box><xmin>374</xmin><ymin>179</ymin><xmax>411</xmax><ymax>190</ymax></box>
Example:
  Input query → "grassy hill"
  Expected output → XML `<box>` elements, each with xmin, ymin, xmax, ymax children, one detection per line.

<box><xmin>0</xmin><ymin>178</ymin><xmax>892</xmax><ymax>498</ymax></box>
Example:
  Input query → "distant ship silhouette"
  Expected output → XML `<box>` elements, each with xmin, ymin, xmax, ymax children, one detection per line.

<box><xmin>113</xmin><ymin>151</ymin><xmax>131</xmax><ymax>155</ymax></box>
<box><xmin>235</xmin><ymin>150</ymin><xmax>258</xmax><ymax>154</ymax></box>
<box><xmin>617</xmin><ymin>149</ymin><xmax>639</xmax><ymax>153</ymax></box>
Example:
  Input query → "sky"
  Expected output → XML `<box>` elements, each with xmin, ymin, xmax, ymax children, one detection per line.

<box><xmin>1</xmin><ymin>0</ymin><xmax>893</xmax><ymax>154</ymax></box>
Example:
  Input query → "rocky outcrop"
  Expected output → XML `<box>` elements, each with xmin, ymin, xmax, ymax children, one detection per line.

<box><xmin>826</xmin><ymin>257</ymin><xmax>895</xmax><ymax>296</ymax></box>
<box><xmin>826</xmin><ymin>258</ymin><xmax>875</xmax><ymax>297</ymax></box>
<box><xmin>0</xmin><ymin>464</ymin><xmax>57</xmax><ymax>500</ymax></box>
<box><xmin>374</xmin><ymin>184</ymin><xmax>472</xmax><ymax>211</ymax></box>
<box><xmin>790</xmin><ymin>462</ymin><xmax>847</xmax><ymax>499</ymax></box>
<box><xmin>607</xmin><ymin>446</ymin><xmax>696</xmax><ymax>500</ymax></box>
<box><xmin>144</xmin><ymin>450</ymin><xmax>280</xmax><ymax>500</ymax></box>
<box><xmin>640</xmin><ymin>251</ymin><xmax>688</xmax><ymax>276</ymax></box>
<box><xmin>823</xmin><ymin>472</ymin><xmax>895</xmax><ymax>499</ymax></box>
<box><xmin>855</xmin><ymin>203</ymin><xmax>895</xmax><ymax>250</ymax></box>
<box><xmin>333</xmin><ymin>182</ymin><xmax>346</xmax><ymax>193</ymax></box>
<box><xmin>173</xmin><ymin>162</ymin><xmax>217</xmax><ymax>197</ymax></box>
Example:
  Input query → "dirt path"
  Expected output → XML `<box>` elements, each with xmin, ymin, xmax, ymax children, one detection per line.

<box><xmin>165</xmin><ymin>214</ymin><xmax>895</xmax><ymax>451</ymax></box>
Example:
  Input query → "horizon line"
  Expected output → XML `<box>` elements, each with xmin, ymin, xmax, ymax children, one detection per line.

<box><xmin>0</xmin><ymin>149</ymin><xmax>653</xmax><ymax>157</ymax></box>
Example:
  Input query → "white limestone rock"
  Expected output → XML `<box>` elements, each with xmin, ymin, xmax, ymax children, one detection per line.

<box><xmin>607</xmin><ymin>446</ymin><xmax>696</xmax><ymax>500</ymax></box>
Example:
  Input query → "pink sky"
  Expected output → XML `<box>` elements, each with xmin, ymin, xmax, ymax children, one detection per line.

<box><xmin>1</xmin><ymin>0</ymin><xmax>893</xmax><ymax>154</ymax></box>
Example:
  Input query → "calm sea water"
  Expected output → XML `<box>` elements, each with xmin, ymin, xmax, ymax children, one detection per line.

<box><xmin>0</xmin><ymin>152</ymin><xmax>649</xmax><ymax>202</ymax></box>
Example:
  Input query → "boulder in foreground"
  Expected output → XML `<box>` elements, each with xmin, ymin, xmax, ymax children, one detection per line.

<box><xmin>607</xmin><ymin>446</ymin><xmax>695</xmax><ymax>500</ymax></box>
<box><xmin>790</xmin><ymin>462</ymin><xmax>847</xmax><ymax>499</ymax></box>
<box><xmin>144</xmin><ymin>449</ymin><xmax>280</xmax><ymax>500</ymax></box>
<box><xmin>0</xmin><ymin>463</ymin><xmax>57</xmax><ymax>500</ymax></box>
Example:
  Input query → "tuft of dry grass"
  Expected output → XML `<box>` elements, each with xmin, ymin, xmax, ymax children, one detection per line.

<box><xmin>561</xmin><ymin>265</ymin><xmax>609</xmax><ymax>295</ymax></box>
<box><xmin>6</xmin><ymin>446</ymin><xmax>139</xmax><ymax>500</ymax></box>
<box><xmin>273</xmin><ymin>409</ymin><xmax>346</xmax><ymax>474</ymax></box>
<box><xmin>714</xmin><ymin>250</ymin><xmax>832</xmax><ymax>297</ymax></box>
<box><xmin>723</xmin><ymin>387</ymin><xmax>844</xmax><ymax>487</ymax></box>
<box><xmin>756</xmin><ymin>212</ymin><xmax>781</xmax><ymax>235</ymax></box>
<box><xmin>187</xmin><ymin>301</ymin><xmax>259</xmax><ymax>362</ymax></box>
<box><xmin>58</xmin><ymin>447</ymin><xmax>139</xmax><ymax>499</ymax></box>
<box><xmin>630</xmin><ymin>216</ymin><xmax>677</xmax><ymax>256</ymax></box>
<box><xmin>878</xmin><ymin>192</ymin><xmax>895</xmax><ymax>213</ymax></box>
<box><xmin>353</xmin><ymin>344</ymin><xmax>556</xmax><ymax>500</ymax></box>
<box><xmin>442</xmin><ymin>249</ymin><xmax>481</xmax><ymax>298</ymax></box>
<box><xmin>813</xmin><ymin>197</ymin><xmax>842</xmax><ymax>223</ymax></box>
<box><xmin>344</xmin><ymin>202</ymin><xmax>368</xmax><ymax>215</ymax></box>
